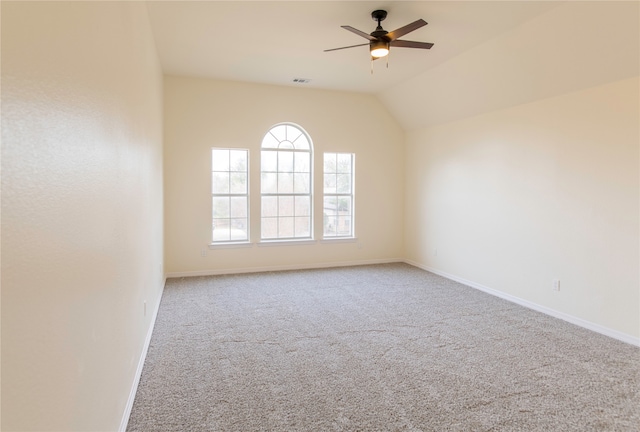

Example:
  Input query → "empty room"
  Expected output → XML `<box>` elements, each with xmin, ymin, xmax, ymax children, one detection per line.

<box><xmin>1</xmin><ymin>1</ymin><xmax>638</xmax><ymax>431</ymax></box>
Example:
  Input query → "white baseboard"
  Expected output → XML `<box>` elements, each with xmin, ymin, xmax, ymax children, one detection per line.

<box><xmin>405</xmin><ymin>260</ymin><xmax>640</xmax><ymax>347</ymax></box>
<box><xmin>166</xmin><ymin>258</ymin><xmax>404</xmax><ymax>278</ymax></box>
<box><xmin>119</xmin><ymin>276</ymin><xmax>167</xmax><ymax>432</ymax></box>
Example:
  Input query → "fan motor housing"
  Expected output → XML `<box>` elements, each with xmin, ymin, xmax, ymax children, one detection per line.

<box><xmin>371</xmin><ymin>29</ymin><xmax>389</xmax><ymax>39</ymax></box>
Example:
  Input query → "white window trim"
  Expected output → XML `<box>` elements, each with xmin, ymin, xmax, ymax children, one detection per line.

<box><xmin>260</xmin><ymin>123</ymin><xmax>314</xmax><ymax>241</ymax></box>
<box><xmin>320</xmin><ymin>237</ymin><xmax>357</xmax><ymax>244</ymax></box>
<box><xmin>209</xmin><ymin>238</ymin><xmax>356</xmax><ymax>250</ymax></box>
<box><xmin>257</xmin><ymin>239</ymin><xmax>317</xmax><ymax>247</ymax></box>
<box><xmin>208</xmin><ymin>242</ymin><xmax>253</xmax><ymax>250</ymax></box>
<box><xmin>211</xmin><ymin>147</ymin><xmax>250</xmax><ymax>244</ymax></box>
<box><xmin>322</xmin><ymin>152</ymin><xmax>355</xmax><ymax>240</ymax></box>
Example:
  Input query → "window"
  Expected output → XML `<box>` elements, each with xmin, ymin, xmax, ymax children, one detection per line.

<box><xmin>323</xmin><ymin>153</ymin><xmax>354</xmax><ymax>238</ymax></box>
<box><xmin>261</xmin><ymin>124</ymin><xmax>312</xmax><ymax>240</ymax></box>
<box><xmin>211</xmin><ymin>148</ymin><xmax>249</xmax><ymax>243</ymax></box>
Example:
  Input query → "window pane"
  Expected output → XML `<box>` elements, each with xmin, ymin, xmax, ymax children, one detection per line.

<box><xmin>293</xmin><ymin>134</ymin><xmax>309</xmax><ymax>150</ymax></box>
<box><xmin>337</xmin><ymin>174</ymin><xmax>351</xmax><ymax>194</ymax></box>
<box><xmin>278</xmin><ymin>173</ymin><xmax>293</xmax><ymax>193</ymax></box>
<box><xmin>262</xmin><ymin>133</ymin><xmax>280</xmax><ymax>149</ymax></box>
<box><xmin>262</xmin><ymin>196</ymin><xmax>277</xmax><ymax>217</ymax></box>
<box><xmin>278</xmin><ymin>151</ymin><xmax>294</xmax><ymax>172</ymax></box>
<box><xmin>262</xmin><ymin>151</ymin><xmax>277</xmax><ymax>172</ymax></box>
<box><xmin>271</xmin><ymin>125</ymin><xmax>287</xmax><ymax>142</ymax></box>
<box><xmin>212</xmin><ymin>149</ymin><xmax>229</xmax><ymax>171</ymax></box>
<box><xmin>324</xmin><ymin>196</ymin><xmax>337</xmax><ymax>216</ymax></box>
<box><xmin>324</xmin><ymin>174</ymin><xmax>336</xmax><ymax>194</ymax></box>
<box><xmin>278</xmin><ymin>217</ymin><xmax>294</xmax><ymax>238</ymax></box>
<box><xmin>213</xmin><ymin>197</ymin><xmax>229</xmax><ymax>218</ymax></box>
<box><xmin>324</xmin><ymin>153</ymin><xmax>337</xmax><ymax>174</ymax></box>
<box><xmin>324</xmin><ymin>214</ymin><xmax>336</xmax><ymax>237</ymax></box>
<box><xmin>337</xmin><ymin>216</ymin><xmax>351</xmax><ymax>236</ymax></box>
<box><xmin>294</xmin><ymin>152</ymin><xmax>310</xmax><ymax>173</ymax></box>
<box><xmin>338</xmin><ymin>197</ymin><xmax>352</xmax><ymax>214</ymax></box>
<box><xmin>294</xmin><ymin>173</ymin><xmax>310</xmax><ymax>194</ymax></box>
<box><xmin>295</xmin><ymin>196</ymin><xmax>310</xmax><ymax>216</ymax></box>
<box><xmin>261</xmin><ymin>173</ymin><xmax>277</xmax><ymax>194</ymax></box>
<box><xmin>323</xmin><ymin>193</ymin><xmax>338</xmax><ymax>237</ymax></box>
<box><xmin>230</xmin><ymin>173</ymin><xmax>247</xmax><ymax>194</ymax></box>
<box><xmin>286</xmin><ymin>125</ymin><xmax>302</xmax><ymax>143</ymax></box>
<box><xmin>262</xmin><ymin>217</ymin><xmax>277</xmax><ymax>239</ymax></box>
<box><xmin>230</xmin><ymin>218</ymin><xmax>248</xmax><ymax>240</ymax></box>
<box><xmin>294</xmin><ymin>216</ymin><xmax>310</xmax><ymax>237</ymax></box>
<box><xmin>230</xmin><ymin>196</ymin><xmax>247</xmax><ymax>218</ymax></box>
<box><xmin>213</xmin><ymin>219</ymin><xmax>231</xmax><ymax>241</ymax></box>
<box><xmin>337</xmin><ymin>153</ymin><xmax>352</xmax><ymax>173</ymax></box>
<box><xmin>212</xmin><ymin>172</ymin><xmax>230</xmax><ymax>194</ymax></box>
<box><xmin>230</xmin><ymin>150</ymin><xmax>247</xmax><ymax>172</ymax></box>
<box><xmin>278</xmin><ymin>196</ymin><xmax>294</xmax><ymax>217</ymax></box>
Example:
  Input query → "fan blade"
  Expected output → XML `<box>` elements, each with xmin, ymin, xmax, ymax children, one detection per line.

<box><xmin>386</xmin><ymin>19</ymin><xmax>427</xmax><ymax>41</ymax></box>
<box><xmin>341</xmin><ymin>25</ymin><xmax>376</xmax><ymax>41</ymax></box>
<box><xmin>390</xmin><ymin>39</ymin><xmax>434</xmax><ymax>49</ymax></box>
<box><xmin>324</xmin><ymin>43</ymin><xmax>369</xmax><ymax>52</ymax></box>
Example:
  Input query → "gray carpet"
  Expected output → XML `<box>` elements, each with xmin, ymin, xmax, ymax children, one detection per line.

<box><xmin>127</xmin><ymin>263</ymin><xmax>640</xmax><ymax>431</ymax></box>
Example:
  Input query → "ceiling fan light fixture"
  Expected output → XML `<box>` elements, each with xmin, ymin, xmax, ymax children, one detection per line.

<box><xmin>324</xmin><ymin>10</ymin><xmax>433</xmax><ymax>67</ymax></box>
<box><xmin>370</xmin><ymin>40</ymin><xmax>389</xmax><ymax>58</ymax></box>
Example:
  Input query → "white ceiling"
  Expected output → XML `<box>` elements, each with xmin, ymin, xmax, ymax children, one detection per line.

<box><xmin>146</xmin><ymin>1</ymin><xmax>559</xmax><ymax>95</ymax></box>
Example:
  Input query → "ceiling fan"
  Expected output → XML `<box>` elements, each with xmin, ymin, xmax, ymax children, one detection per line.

<box><xmin>325</xmin><ymin>10</ymin><xmax>434</xmax><ymax>62</ymax></box>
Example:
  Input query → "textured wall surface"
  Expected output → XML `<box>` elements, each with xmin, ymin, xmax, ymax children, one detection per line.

<box><xmin>1</xmin><ymin>2</ymin><xmax>164</xmax><ymax>430</ymax></box>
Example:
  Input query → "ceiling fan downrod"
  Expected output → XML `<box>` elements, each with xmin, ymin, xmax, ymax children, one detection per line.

<box><xmin>371</xmin><ymin>9</ymin><xmax>388</xmax><ymax>27</ymax></box>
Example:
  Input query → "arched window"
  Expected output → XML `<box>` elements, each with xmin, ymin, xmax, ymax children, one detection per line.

<box><xmin>261</xmin><ymin>123</ymin><xmax>313</xmax><ymax>240</ymax></box>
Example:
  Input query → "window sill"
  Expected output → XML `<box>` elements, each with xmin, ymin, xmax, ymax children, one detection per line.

<box><xmin>208</xmin><ymin>242</ymin><xmax>253</xmax><ymax>250</ymax></box>
<box><xmin>209</xmin><ymin>238</ymin><xmax>353</xmax><ymax>248</ymax></box>
<box><xmin>320</xmin><ymin>237</ymin><xmax>358</xmax><ymax>244</ymax></box>
<box><xmin>257</xmin><ymin>239</ymin><xmax>317</xmax><ymax>247</ymax></box>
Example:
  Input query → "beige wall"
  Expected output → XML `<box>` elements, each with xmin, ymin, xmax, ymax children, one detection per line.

<box><xmin>1</xmin><ymin>2</ymin><xmax>164</xmax><ymax>431</ymax></box>
<box><xmin>164</xmin><ymin>76</ymin><xmax>405</xmax><ymax>274</ymax></box>
<box><xmin>404</xmin><ymin>77</ymin><xmax>639</xmax><ymax>340</ymax></box>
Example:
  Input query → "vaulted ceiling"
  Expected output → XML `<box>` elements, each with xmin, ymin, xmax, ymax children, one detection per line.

<box><xmin>147</xmin><ymin>1</ymin><xmax>639</xmax><ymax>129</ymax></box>
<box><xmin>146</xmin><ymin>1</ymin><xmax>557</xmax><ymax>93</ymax></box>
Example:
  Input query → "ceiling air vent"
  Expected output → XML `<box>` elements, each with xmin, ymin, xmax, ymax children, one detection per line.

<box><xmin>292</xmin><ymin>78</ymin><xmax>311</xmax><ymax>84</ymax></box>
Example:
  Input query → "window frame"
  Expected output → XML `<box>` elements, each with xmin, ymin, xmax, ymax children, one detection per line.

<box><xmin>260</xmin><ymin>123</ymin><xmax>314</xmax><ymax>242</ymax></box>
<box><xmin>210</xmin><ymin>147</ymin><xmax>250</xmax><ymax>245</ymax></box>
<box><xmin>323</xmin><ymin>152</ymin><xmax>355</xmax><ymax>239</ymax></box>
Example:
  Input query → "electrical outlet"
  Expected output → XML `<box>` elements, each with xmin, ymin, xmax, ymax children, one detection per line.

<box><xmin>201</xmin><ymin>248</ymin><xmax>207</xmax><ymax>257</ymax></box>
<box><xmin>144</xmin><ymin>301</ymin><xmax>147</xmax><ymax>316</ymax></box>
<box><xmin>552</xmin><ymin>279</ymin><xmax>560</xmax><ymax>292</ymax></box>
<box><xmin>434</xmin><ymin>248</ymin><xmax>438</xmax><ymax>256</ymax></box>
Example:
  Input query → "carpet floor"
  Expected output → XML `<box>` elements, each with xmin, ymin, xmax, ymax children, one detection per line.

<box><xmin>127</xmin><ymin>263</ymin><xmax>639</xmax><ymax>431</ymax></box>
